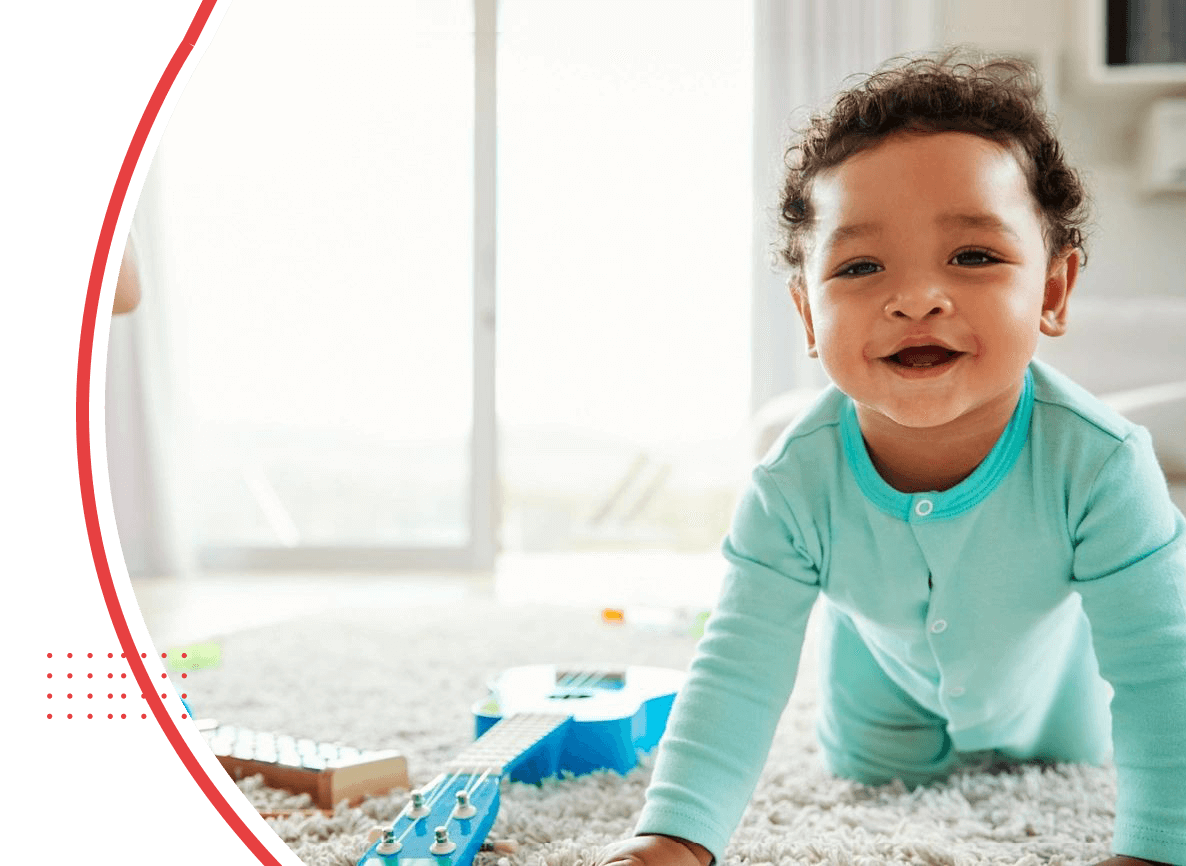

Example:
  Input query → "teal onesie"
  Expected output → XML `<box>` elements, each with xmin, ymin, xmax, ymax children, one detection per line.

<box><xmin>636</xmin><ymin>359</ymin><xmax>1186</xmax><ymax>864</ymax></box>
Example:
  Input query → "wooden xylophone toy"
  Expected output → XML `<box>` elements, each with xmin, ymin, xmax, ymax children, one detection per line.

<box><xmin>197</xmin><ymin>719</ymin><xmax>410</xmax><ymax>810</ymax></box>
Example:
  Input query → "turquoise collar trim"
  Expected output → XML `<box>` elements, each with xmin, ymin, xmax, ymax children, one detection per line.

<box><xmin>840</xmin><ymin>366</ymin><xmax>1034</xmax><ymax>521</ymax></box>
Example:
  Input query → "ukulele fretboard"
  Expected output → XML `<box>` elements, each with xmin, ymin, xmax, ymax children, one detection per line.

<box><xmin>446</xmin><ymin>712</ymin><xmax>570</xmax><ymax>775</ymax></box>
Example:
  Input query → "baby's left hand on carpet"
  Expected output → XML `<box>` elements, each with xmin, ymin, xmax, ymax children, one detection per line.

<box><xmin>1093</xmin><ymin>857</ymin><xmax>1173</xmax><ymax>865</ymax></box>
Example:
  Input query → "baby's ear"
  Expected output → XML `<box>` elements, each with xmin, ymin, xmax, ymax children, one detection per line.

<box><xmin>789</xmin><ymin>278</ymin><xmax>818</xmax><ymax>358</ymax></box>
<box><xmin>1040</xmin><ymin>247</ymin><xmax>1079</xmax><ymax>338</ymax></box>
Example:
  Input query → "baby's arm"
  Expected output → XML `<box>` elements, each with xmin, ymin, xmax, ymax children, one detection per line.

<box><xmin>1071</xmin><ymin>429</ymin><xmax>1186</xmax><ymax>865</ymax></box>
<box><xmin>606</xmin><ymin>467</ymin><xmax>823</xmax><ymax>863</ymax></box>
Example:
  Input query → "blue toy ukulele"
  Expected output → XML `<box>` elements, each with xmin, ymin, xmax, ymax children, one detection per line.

<box><xmin>356</xmin><ymin>664</ymin><xmax>685</xmax><ymax>865</ymax></box>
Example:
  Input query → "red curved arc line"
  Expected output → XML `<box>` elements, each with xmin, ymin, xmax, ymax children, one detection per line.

<box><xmin>76</xmin><ymin>3</ymin><xmax>284</xmax><ymax>864</ymax></box>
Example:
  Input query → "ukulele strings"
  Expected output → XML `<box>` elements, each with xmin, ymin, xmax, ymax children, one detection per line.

<box><xmin>388</xmin><ymin>668</ymin><xmax>623</xmax><ymax>846</ymax></box>
<box><xmin>463</xmin><ymin>767</ymin><xmax>494</xmax><ymax>799</ymax></box>
<box><xmin>391</xmin><ymin>767</ymin><xmax>499</xmax><ymax>845</ymax></box>
<box><xmin>391</xmin><ymin>770</ymin><xmax>461</xmax><ymax>845</ymax></box>
<box><xmin>389</xmin><ymin>772</ymin><xmax>447</xmax><ymax>844</ymax></box>
<box><xmin>558</xmin><ymin>668</ymin><xmax>615</xmax><ymax>692</ymax></box>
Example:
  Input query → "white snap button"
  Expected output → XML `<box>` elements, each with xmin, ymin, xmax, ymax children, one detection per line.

<box><xmin>948</xmin><ymin>686</ymin><xmax>965</xmax><ymax>697</ymax></box>
<box><xmin>914</xmin><ymin>499</ymin><xmax>934</xmax><ymax>517</ymax></box>
<box><xmin>930</xmin><ymin>619</ymin><xmax>947</xmax><ymax>634</ymax></box>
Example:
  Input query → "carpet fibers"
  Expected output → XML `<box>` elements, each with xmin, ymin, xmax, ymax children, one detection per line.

<box><xmin>183</xmin><ymin>598</ymin><xmax>1118</xmax><ymax>865</ymax></box>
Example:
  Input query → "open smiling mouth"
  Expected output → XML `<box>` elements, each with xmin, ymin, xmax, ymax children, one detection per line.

<box><xmin>882</xmin><ymin>346</ymin><xmax>966</xmax><ymax>369</ymax></box>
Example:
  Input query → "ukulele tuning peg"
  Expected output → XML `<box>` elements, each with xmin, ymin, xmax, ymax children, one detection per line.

<box><xmin>376</xmin><ymin>829</ymin><xmax>401</xmax><ymax>856</ymax></box>
<box><xmin>429</xmin><ymin>826</ymin><xmax>457</xmax><ymax>856</ymax></box>
<box><xmin>452</xmin><ymin>789</ymin><xmax>477</xmax><ymax>819</ymax></box>
<box><xmin>408</xmin><ymin>790</ymin><xmax>430</xmax><ymax>819</ymax></box>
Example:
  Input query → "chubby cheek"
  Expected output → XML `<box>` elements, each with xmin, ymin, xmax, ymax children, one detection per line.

<box><xmin>811</xmin><ymin>302</ymin><xmax>871</xmax><ymax>379</ymax></box>
<box><xmin>971</xmin><ymin>295</ymin><xmax>1044</xmax><ymax>368</ymax></box>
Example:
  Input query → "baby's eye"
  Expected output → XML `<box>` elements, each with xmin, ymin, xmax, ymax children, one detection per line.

<box><xmin>951</xmin><ymin>249</ymin><xmax>999</xmax><ymax>266</ymax></box>
<box><xmin>836</xmin><ymin>260</ymin><xmax>881</xmax><ymax>277</ymax></box>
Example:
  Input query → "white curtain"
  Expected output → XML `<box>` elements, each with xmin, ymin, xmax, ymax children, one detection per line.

<box><xmin>105</xmin><ymin>156</ymin><xmax>192</xmax><ymax>578</ymax></box>
<box><xmin>750</xmin><ymin>0</ymin><xmax>938</xmax><ymax>411</ymax></box>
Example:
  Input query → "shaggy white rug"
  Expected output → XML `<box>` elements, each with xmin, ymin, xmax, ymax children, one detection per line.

<box><xmin>182</xmin><ymin>597</ymin><xmax>1119</xmax><ymax>865</ymax></box>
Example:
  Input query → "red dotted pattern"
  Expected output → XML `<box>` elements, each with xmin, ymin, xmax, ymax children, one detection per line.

<box><xmin>45</xmin><ymin>652</ymin><xmax>194</xmax><ymax>718</ymax></box>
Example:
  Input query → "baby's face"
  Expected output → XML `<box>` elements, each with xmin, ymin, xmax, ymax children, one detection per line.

<box><xmin>793</xmin><ymin>130</ymin><xmax>1076</xmax><ymax>432</ymax></box>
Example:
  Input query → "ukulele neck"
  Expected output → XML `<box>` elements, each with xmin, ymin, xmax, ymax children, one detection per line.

<box><xmin>446</xmin><ymin>712</ymin><xmax>571</xmax><ymax>776</ymax></box>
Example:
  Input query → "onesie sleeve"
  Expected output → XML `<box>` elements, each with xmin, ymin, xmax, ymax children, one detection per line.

<box><xmin>1071</xmin><ymin>427</ymin><xmax>1186</xmax><ymax>865</ymax></box>
<box><xmin>634</xmin><ymin>466</ymin><xmax>821</xmax><ymax>863</ymax></box>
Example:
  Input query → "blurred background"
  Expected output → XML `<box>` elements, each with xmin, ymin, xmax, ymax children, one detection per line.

<box><xmin>107</xmin><ymin>0</ymin><xmax>1186</xmax><ymax>641</ymax></box>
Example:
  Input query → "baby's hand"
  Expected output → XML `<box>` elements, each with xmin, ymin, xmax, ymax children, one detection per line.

<box><xmin>593</xmin><ymin>834</ymin><xmax>713</xmax><ymax>866</ymax></box>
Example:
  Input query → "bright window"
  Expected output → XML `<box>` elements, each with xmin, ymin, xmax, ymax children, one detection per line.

<box><xmin>497</xmin><ymin>0</ymin><xmax>754</xmax><ymax>552</ymax></box>
<box><xmin>146</xmin><ymin>0</ymin><xmax>753</xmax><ymax>564</ymax></box>
<box><xmin>156</xmin><ymin>0</ymin><xmax>475</xmax><ymax>555</ymax></box>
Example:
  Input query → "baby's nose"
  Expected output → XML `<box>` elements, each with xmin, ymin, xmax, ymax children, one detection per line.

<box><xmin>884</xmin><ymin>287</ymin><xmax>954</xmax><ymax>319</ymax></box>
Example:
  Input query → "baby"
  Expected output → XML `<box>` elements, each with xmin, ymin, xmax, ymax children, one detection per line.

<box><xmin>596</xmin><ymin>49</ymin><xmax>1186</xmax><ymax>866</ymax></box>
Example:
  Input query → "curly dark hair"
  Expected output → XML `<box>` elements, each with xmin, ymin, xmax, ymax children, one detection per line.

<box><xmin>777</xmin><ymin>46</ymin><xmax>1092</xmax><ymax>283</ymax></box>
